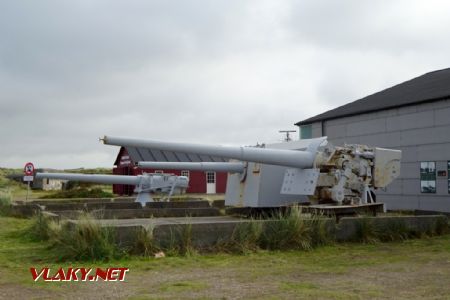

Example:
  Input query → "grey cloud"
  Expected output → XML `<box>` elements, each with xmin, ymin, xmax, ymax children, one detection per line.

<box><xmin>1</xmin><ymin>0</ymin><xmax>450</xmax><ymax>168</ymax></box>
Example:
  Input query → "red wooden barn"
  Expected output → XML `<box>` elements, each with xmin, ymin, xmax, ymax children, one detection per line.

<box><xmin>112</xmin><ymin>147</ymin><xmax>227</xmax><ymax>195</ymax></box>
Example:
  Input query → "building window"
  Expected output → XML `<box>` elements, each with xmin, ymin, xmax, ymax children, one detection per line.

<box><xmin>154</xmin><ymin>170</ymin><xmax>163</xmax><ymax>174</ymax></box>
<box><xmin>420</xmin><ymin>162</ymin><xmax>436</xmax><ymax>193</ymax></box>
<box><xmin>300</xmin><ymin>125</ymin><xmax>312</xmax><ymax>139</ymax></box>
<box><xmin>181</xmin><ymin>170</ymin><xmax>190</xmax><ymax>178</ymax></box>
<box><xmin>206</xmin><ymin>172</ymin><xmax>216</xmax><ymax>183</ymax></box>
<box><xmin>448</xmin><ymin>161</ymin><xmax>450</xmax><ymax>194</ymax></box>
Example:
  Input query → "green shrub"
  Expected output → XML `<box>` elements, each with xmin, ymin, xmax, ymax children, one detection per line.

<box><xmin>223</xmin><ymin>219</ymin><xmax>263</xmax><ymax>254</ymax></box>
<box><xmin>40</xmin><ymin>187</ymin><xmax>113</xmax><ymax>199</ymax></box>
<box><xmin>0</xmin><ymin>192</ymin><xmax>12</xmax><ymax>216</ymax></box>
<box><xmin>353</xmin><ymin>217</ymin><xmax>379</xmax><ymax>244</ymax></box>
<box><xmin>179</xmin><ymin>223</ymin><xmax>196</xmax><ymax>256</ymax></box>
<box><xmin>48</xmin><ymin>214</ymin><xmax>119</xmax><ymax>261</ymax></box>
<box><xmin>0</xmin><ymin>176</ymin><xmax>10</xmax><ymax>189</ymax></box>
<box><xmin>377</xmin><ymin>218</ymin><xmax>411</xmax><ymax>242</ymax></box>
<box><xmin>433</xmin><ymin>217</ymin><xmax>449</xmax><ymax>236</ymax></box>
<box><xmin>130</xmin><ymin>225</ymin><xmax>160</xmax><ymax>257</ymax></box>
<box><xmin>310</xmin><ymin>215</ymin><xmax>335</xmax><ymax>247</ymax></box>
<box><xmin>260</xmin><ymin>206</ymin><xmax>313</xmax><ymax>251</ymax></box>
<box><xmin>27</xmin><ymin>212</ymin><xmax>51</xmax><ymax>241</ymax></box>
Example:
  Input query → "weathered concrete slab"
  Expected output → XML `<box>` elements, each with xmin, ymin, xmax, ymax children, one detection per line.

<box><xmin>10</xmin><ymin>203</ymin><xmax>41</xmax><ymax>217</ymax></box>
<box><xmin>145</xmin><ymin>201</ymin><xmax>211</xmax><ymax>209</ymax></box>
<box><xmin>84</xmin><ymin>215</ymin><xmax>448</xmax><ymax>248</ymax></box>
<box><xmin>56</xmin><ymin>207</ymin><xmax>222</xmax><ymax>219</ymax></box>
<box><xmin>21</xmin><ymin>198</ymin><xmax>114</xmax><ymax>205</ymax></box>
<box><xmin>415</xmin><ymin>210</ymin><xmax>450</xmax><ymax>217</ymax></box>
<box><xmin>211</xmin><ymin>199</ymin><xmax>225</xmax><ymax>208</ymax></box>
<box><xmin>41</xmin><ymin>202</ymin><xmax>144</xmax><ymax>211</ymax></box>
<box><xmin>336</xmin><ymin>215</ymin><xmax>448</xmax><ymax>241</ymax></box>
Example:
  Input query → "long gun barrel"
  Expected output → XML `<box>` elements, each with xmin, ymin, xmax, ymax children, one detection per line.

<box><xmin>35</xmin><ymin>172</ymin><xmax>140</xmax><ymax>185</ymax></box>
<box><xmin>102</xmin><ymin>136</ymin><xmax>319</xmax><ymax>169</ymax></box>
<box><xmin>137</xmin><ymin>161</ymin><xmax>245</xmax><ymax>173</ymax></box>
<box><xmin>35</xmin><ymin>172</ymin><xmax>189</xmax><ymax>205</ymax></box>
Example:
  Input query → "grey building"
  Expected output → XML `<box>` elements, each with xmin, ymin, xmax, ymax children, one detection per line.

<box><xmin>295</xmin><ymin>68</ymin><xmax>450</xmax><ymax>212</ymax></box>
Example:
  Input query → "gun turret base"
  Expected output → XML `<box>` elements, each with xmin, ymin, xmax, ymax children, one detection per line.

<box><xmin>136</xmin><ymin>192</ymin><xmax>153</xmax><ymax>206</ymax></box>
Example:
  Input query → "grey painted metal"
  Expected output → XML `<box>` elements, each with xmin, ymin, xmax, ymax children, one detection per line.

<box><xmin>35</xmin><ymin>172</ymin><xmax>140</xmax><ymax>185</ymax></box>
<box><xmin>35</xmin><ymin>172</ymin><xmax>189</xmax><ymax>206</ymax></box>
<box><xmin>303</xmin><ymin>98</ymin><xmax>450</xmax><ymax>212</ymax></box>
<box><xmin>281</xmin><ymin>168</ymin><xmax>320</xmax><ymax>195</ymax></box>
<box><xmin>224</xmin><ymin>139</ymin><xmax>326</xmax><ymax>207</ymax></box>
<box><xmin>102</xmin><ymin>136</ymin><xmax>325</xmax><ymax>169</ymax></box>
<box><xmin>137</xmin><ymin>161</ymin><xmax>245</xmax><ymax>173</ymax></box>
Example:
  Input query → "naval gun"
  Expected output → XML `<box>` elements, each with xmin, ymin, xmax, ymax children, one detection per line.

<box><xmin>35</xmin><ymin>172</ymin><xmax>189</xmax><ymax>206</ymax></box>
<box><xmin>102</xmin><ymin>136</ymin><xmax>401</xmax><ymax>208</ymax></box>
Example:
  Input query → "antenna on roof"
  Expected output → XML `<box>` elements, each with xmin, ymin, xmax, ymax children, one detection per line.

<box><xmin>278</xmin><ymin>130</ymin><xmax>297</xmax><ymax>142</ymax></box>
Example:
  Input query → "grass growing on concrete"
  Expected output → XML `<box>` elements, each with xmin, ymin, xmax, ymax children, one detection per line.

<box><xmin>0</xmin><ymin>190</ymin><xmax>12</xmax><ymax>216</ymax></box>
<box><xmin>353</xmin><ymin>215</ymin><xmax>449</xmax><ymax>243</ymax></box>
<box><xmin>1</xmin><ymin>215</ymin><xmax>450</xmax><ymax>299</ymax></box>
<box><xmin>260</xmin><ymin>206</ymin><xmax>333</xmax><ymax>251</ymax></box>
<box><xmin>353</xmin><ymin>217</ymin><xmax>380</xmax><ymax>243</ymax></box>
<box><xmin>27</xmin><ymin>212</ymin><xmax>51</xmax><ymax>241</ymax></box>
<box><xmin>130</xmin><ymin>224</ymin><xmax>160</xmax><ymax>257</ymax></box>
<box><xmin>224</xmin><ymin>218</ymin><xmax>263</xmax><ymax>254</ymax></box>
<box><xmin>46</xmin><ymin>214</ymin><xmax>120</xmax><ymax>261</ymax></box>
<box><xmin>377</xmin><ymin>218</ymin><xmax>411</xmax><ymax>242</ymax></box>
<box><xmin>39</xmin><ymin>187</ymin><xmax>113</xmax><ymax>199</ymax></box>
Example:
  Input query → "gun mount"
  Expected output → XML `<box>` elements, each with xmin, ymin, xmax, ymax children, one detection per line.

<box><xmin>35</xmin><ymin>172</ymin><xmax>189</xmax><ymax>206</ymax></box>
<box><xmin>102</xmin><ymin>135</ymin><xmax>401</xmax><ymax>208</ymax></box>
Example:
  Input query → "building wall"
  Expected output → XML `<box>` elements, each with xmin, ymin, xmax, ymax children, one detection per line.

<box><xmin>42</xmin><ymin>179</ymin><xmax>65</xmax><ymax>191</ymax></box>
<box><xmin>113</xmin><ymin>165</ymin><xmax>227</xmax><ymax>195</ymax></box>
<box><xmin>305</xmin><ymin>98</ymin><xmax>450</xmax><ymax>212</ymax></box>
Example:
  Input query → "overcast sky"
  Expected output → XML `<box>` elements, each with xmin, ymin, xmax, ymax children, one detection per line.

<box><xmin>1</xmin><ymin>0</ymin><xmax>450</xmax><ymax>169</ymax></box>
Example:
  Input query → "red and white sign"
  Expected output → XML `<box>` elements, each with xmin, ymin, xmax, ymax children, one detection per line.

<box><xmin>23</xmin><ymin>162</ymin><xmax>35</xmax><ymax>182</ymax></box>
<box><xmin>24</xmin><ymin>162</ymin><xmax>35</xmax><ymax>175</ymax></box>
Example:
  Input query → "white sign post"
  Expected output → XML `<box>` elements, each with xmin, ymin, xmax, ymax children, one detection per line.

<box><xmin>23</xmin><ymin>162</ymin><xmax>35</xmax><ymax>202</ymax></box>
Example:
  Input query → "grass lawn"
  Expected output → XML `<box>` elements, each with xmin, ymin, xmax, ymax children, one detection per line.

<box><xmin>0</xmin><ymin>216</ymin><xmax>449</xmax><ymax>299</ymax></box>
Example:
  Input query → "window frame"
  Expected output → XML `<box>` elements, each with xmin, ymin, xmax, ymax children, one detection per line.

<box><xmin>300</xmin><ymin>125</ymin><xmax>312</xmax><ymax>139</ymax></box>
<box><xmin>206</xmin><ymin>172</ymin><xmax>216</xmax><ymax>183</ymax></box>
<box><xmin>447</xmin><ymin>161</ymin><xmax>450</xmax><ymax>194</ymax></box>
<box><xmin>420</xmin><ymin>161</ymin><xmax>436</xmax><ymax>194</ymax></box>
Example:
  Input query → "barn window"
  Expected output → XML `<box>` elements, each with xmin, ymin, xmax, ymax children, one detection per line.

<box><xmin>300</xmin><ymin>125</ymin><xmax>312</xmax><ymax>139</ymax></box>
<box><xmin>420</xmin><ymin>162</ymin><xmax>436</xmax><ymax>193</ymax></box>
<box><xmin>154</xmin><ymin>170</ymin><xmax>163</xmax><ymax>174</ymax></box>
<box><xmin>206</xmin><ymin>172</ymin><xmax>216</xmax><ymax>183</ymax></box>
<box><xmin>181</xmin><ymin>170</ymin><xmax>190</xmax><ymax>178</ymax></box>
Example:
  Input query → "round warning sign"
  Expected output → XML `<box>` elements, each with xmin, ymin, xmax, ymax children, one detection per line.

<box><xmin>24</xmin><ymin>162</ymin><xmax>35</xmax><ymax>176</ymax></box>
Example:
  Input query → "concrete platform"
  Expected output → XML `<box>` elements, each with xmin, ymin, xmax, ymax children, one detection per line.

<box><xmin>94</xmin><ymin>216</ymin><xmax>242</xmax><ymax>227</ymax></box>
<box><xmin>69</xmin><ymin>215</ymin><xmax>449</xmax><ymax>249</ymax></box>
<box><xmin>56</xmin><ymin>207</ymin><xmax>222</xmax><ymax>219</ymax></box>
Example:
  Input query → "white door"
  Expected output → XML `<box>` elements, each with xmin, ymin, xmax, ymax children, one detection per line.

<box><xmin>206</xmin><ymin>172</ymin><xmax>216</xmax><ymax>194</ymax></box>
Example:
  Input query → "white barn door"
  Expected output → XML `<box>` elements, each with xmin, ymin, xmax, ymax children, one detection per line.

<box><xmin>206</xmin><ymin>172</ymin><xmax>216</xmax><ymax>194</ymax></box>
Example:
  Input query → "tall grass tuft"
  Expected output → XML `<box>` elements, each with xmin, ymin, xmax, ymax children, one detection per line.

<box><xmin>27</xmin><ymin>212</ymin><xmax>51</xmax><ymax>241</ymax></box>
<box><xmin>48</xmin><ymin>214</ymin><xmax>119</xmax><ymax>261</ymax></box>
<box><xmin>433</xmin><ymin>217</ymin><xmax>449</xmax><ymax>236</ymax></box>
<box><xmin>353</xmin><ymin>217</ymin><xmax>379</xmax><ymax>244</ymax></box>
<box><xmin>260</xmin><ymin>206</ymin><xmax>313</xmax><ymax>251</ymax></box>
<box><xmin>130</xmin><ymin>224</ymin><xmax>160</xmax><ymax>257</ymax></box>
<box><xmin>0</xmin><ymin>191</ymin><xmax>12</xmax><ymax>216</ymax></box>
<box><xmin>377</xmin><ymin>218</ymin><xmax>410</xmax><ymax>242</ymax></box>
<box><xmin>225</xmin><ymin>219</ymin><xmax>263</xmax><ymax>254</ymax></box>
<box><xmin>309</xmin><ymin>214</ymin><xmax>335</xmax><ymax>247</ymax></box>
<box><xmin>179</xmin><ymin>223</ymin><xmax>196</xmax><ymax>256</ymax></box>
